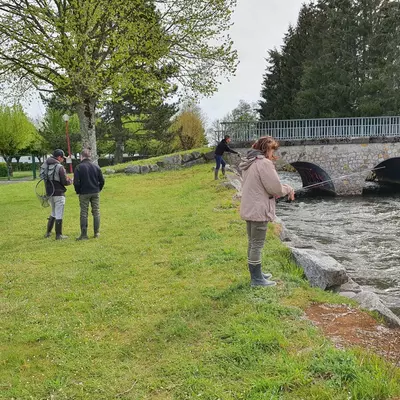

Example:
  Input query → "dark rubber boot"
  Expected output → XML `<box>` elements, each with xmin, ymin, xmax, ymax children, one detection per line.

<box><xmin>76</xmin><ymin>228</ymin><xmax>89</xmax><ymax>241</ymax></box>
<box><xmin>214</xmin><ymin>169</ymin><xmax>219</xmax><ymax>180</ymax></box>
<box><xmin>76</xmin><ymin>217</ymin><xmax>89</xmax><ymax>240</ymax></box>
<box><xmin>93</xmin><ymin>216</ymin><xmax>100</xmax><ymax>238</ymax></box>
<box><xmin>221</xmin><ymin>167</ymin><xmax>226</xmax><ymax>176</ymax></box>
<box><xmin>55</xmin><ymin>219</ymin><xmax>68</xmax><ymax>240</ymax></box>
<box><xmin>249</xmin><ymin>264</ymin><xmax>276</xmax><ymax>287</ymax></box>
<box><xmin>44</xmin><ymin>216</ymin><xmax>56</xmax><ymax>238</ymax></box>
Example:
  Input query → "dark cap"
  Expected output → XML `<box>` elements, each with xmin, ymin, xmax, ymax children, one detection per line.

<box><xmin>53</xmin><ymin>149</ymin><xmax>66</xmax><ymax>159</ymax></box>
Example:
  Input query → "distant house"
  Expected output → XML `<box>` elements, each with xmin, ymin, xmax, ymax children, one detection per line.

<box><xmin>0</xmin><ymin>156</ymin><xmax>34</xmax><ymax>163</ymax></box>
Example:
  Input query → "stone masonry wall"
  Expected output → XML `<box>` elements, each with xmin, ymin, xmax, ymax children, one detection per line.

<box><xmin>104</xmin><ymin>150</ymin><xmax>215</xmax><ymax>176</ymax></box>
<box><xmin>231</xmin><ymin>139</ymin><xmax>400</xmax><ymax>195</ymax></box>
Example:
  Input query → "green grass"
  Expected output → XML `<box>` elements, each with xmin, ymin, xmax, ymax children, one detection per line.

<box><xmin>1</xmin><ymin>164</ymin><xmax>399</xmax><ymax>399</ymax></box>
<box><xmin>0</xmin><ymin>170</ymin><xmax>35</xmax><ymax>180</ymax></box>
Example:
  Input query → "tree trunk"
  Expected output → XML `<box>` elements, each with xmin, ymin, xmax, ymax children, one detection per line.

<box><xmin>76</xmin><ymin>98</ymin><xmax>98</xmax><ymax>163</ymax></box>
<box><xmin>114</xmin><ymin>138</ymin><xmax>124</xmax><ymax>164</ymax></box>
<box><xmin>5</xmin><ymin>156</ymin><xmax>12</xmax><ymax>181</ymax></box>
<box><xmin>113</xmin><ymin>102</ymin><xmax>125</xmax><ymax>165</ymax></box>
<box><xmin>15</xmin><ymin>156</ymin><xmax>21</xmax><ymax>171</ymax></box>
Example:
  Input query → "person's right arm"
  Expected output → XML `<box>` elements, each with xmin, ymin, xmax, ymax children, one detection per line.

<box><xmin>224</xmin><ymin>142</ymin><xmax>239</xmax><ymax>155</ymax></box>
<box><xmin>258</xmin><ymin>159</ymin><xmax>294</xmax><ymax>198</ymax></box>
<box><xmin>73</xmin><ymin>166</ymin><xmax>81</xmax><ymax>194</ymax></box>
<box><xmin>97</xmin><ymin>167</ymin><xmax>105</xmax><ymax>191</ymax></box>
<box><xmin>59</xmin><ymin>166</ymin><xmax>72</xmax><ymax>186</ymax></box>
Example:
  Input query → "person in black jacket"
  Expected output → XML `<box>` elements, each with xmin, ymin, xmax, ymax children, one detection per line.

<box><xmin>41</xmin><ymin>149</ymin><xmax>72</xmax><ymax>240</ymax></box>
<box><xmin>214</xmin><ymin>135</ymin><xmax>240</xmax><ymax>180</ymax></box>
<box><xmin>74</xmin><ymin>149</ymin><xmax>105</xmax><ymax>240</ymax></box>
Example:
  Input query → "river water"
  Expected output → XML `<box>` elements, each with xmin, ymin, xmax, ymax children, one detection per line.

<box><xmin>278</xmin><ymin>172</ymin><xmax>400</xmax><ymax>316</ymax></box>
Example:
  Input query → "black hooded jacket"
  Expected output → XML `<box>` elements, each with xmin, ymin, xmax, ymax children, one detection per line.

<box><xmin>215</xmin><ymin>139</ymin><xmax>239</xmax><ymax>156</ymax></box>
<box><xmin>73</xmin><ymin>159</ymin><xmax>105</xmax><ymax>195</ymax></box>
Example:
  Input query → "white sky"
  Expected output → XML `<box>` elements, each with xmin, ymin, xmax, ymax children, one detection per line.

<box><xmin>22</xmin><ymin>0</ymin><xmax>304</xmax><ymax>126</ymax></box>
<box><xmin>199</xmin><ymin>0</ymin><xmax>304</xmax><ymax>126</ymax></box>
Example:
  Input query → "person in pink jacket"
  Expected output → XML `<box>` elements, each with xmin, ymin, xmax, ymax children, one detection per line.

<box><xmin>239</xmin><ymin>136</ymin><xmax>295</xmax><ymax>287</ymax></box>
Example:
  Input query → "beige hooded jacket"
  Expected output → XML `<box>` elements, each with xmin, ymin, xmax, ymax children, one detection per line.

<box><xmin>239</xmin><ymin>149</ymin><xmax>293</xmax><ymax>222</ymax></box>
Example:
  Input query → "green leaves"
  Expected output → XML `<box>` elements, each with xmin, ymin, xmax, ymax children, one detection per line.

<box><xmin>0</xmin><ymin>0</ymin><xmax>237</xmax><ymax>160</ymax></box>
<box><xmin>0</xmin><ymin>104</ymin><xmax>37</xmax><ymax>160</ymax></box>
<box><xmin>259</xmin><ymin>0</ymin><xmax>400</xmax><ymax>120</ymax></box>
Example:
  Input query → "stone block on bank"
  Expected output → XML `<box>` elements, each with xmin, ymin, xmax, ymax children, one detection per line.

<box><xmin>339</xmin><ymin>291</ymin><xmax>358</xmax><ymax>299</ymax></box>
<box><xmin>353</xmin><ymin>291</ymin><xmax>400</xmax><ymax>328</ymax></box>
<box><xmin>105</xmin><ymin>169</ymin><xmax>115</xmax><ymax>175</ymax></box>
<box><xmin>163</xmin><ymin>154</ymin><xmax>182</xmax><ymax>165</ymax></box>
<box><xmin>336</xmin><ymin>278</ymin><xmax>362</xmax><ymax>293</ymax></box>
<box><xmin>279</xmin><ymin>225</ymin><xmax>293</xmax><ymax>242</ymax></box>
<box><xmin>182</xmin><ymin>153</ymin><xmax>194</xmax><ymax>163</ymax></box>
<box><xmin>149</xmin><ymin>164</ymin><xmax>159</xmax><ymax>172</ymax></box>
<box><xmin>222</xmin><ymin>173</ymin><xmax>242</xmax><ymax>195</ymax></box>
<box><xmin>290</xmin><ymin>248</ymin><xmax>348</xmax><ymax>290</ymax></box>
<box><xmin>140</xmin><ymin>165</ymin><xmax>150</xmax><ymax>174</ymax></box>
<box><xmin>183</xmin><ymin>159</ymin><xmax>205</xmax><ymax>168</ymax></box>
<box><xmin>191</xmin><ymin>151</ymin><xmax>202</xmax><ymax>160</ymax></box>
<box><xmin>125</xmin><ymin>165</ymin><xmax>141</xmax><ymax>174</ymax></box>
<box><xmin>204</xmin><ymin>151</ymin><xmax>215</xmax><ymax>161</ymax></box>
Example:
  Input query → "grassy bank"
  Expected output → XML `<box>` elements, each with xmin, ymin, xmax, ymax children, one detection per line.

<box><xmin>107</xmin><ymin>146</ymin><xmax>211</xmax><ymax>173</ymax></box>
<box><xmin>0</xmin><ymin>171</ymin><xmax>34</xmax><ymax>181</ymax></box>
<box><xmin>1</xmin><ymin>164</ymin><xmax>399</xmax><ymax>399</ymax></box>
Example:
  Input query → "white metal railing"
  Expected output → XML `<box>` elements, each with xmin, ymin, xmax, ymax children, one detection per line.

<box><xmin>219</xmin><ymin>116</ymin><xmax>400</xmax><ymax>142</ymax></box>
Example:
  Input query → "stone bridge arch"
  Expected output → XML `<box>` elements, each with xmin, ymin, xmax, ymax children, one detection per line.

<box><xmin>289</xmin><ymin>161</ymin><xmax>335</xmax><ymax>193</ymax></box>
<box><xmin>373</xmin><ymin>157</ymin><xmax>400</xmax><ymax>185</ymax></box>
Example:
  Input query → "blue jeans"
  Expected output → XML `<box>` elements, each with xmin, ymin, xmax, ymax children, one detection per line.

<box><xmin>215</xmin><ymin>155</ymin><xmax>226</xmax><ymax>171</ymax></box>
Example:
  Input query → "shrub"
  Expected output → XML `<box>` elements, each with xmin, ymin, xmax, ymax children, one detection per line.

<box><xmin>0</xmin><ymin>162</ymin><xmax>8</xmax><ymax>177</ymax></box>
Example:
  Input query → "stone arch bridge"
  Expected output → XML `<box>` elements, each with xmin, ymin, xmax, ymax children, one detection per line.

<box><xmin>219</xmin><ymin>116</ymin><xmax>400</xmax><ymax>195</ymax></box>
<box><xmin>232</xmin><ymin>137</ymin><xmax>400</xmax><ymax>195</ymax></box>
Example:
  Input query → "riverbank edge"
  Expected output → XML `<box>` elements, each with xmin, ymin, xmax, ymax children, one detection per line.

<box><xmin>103</xmin><ymin>149</ymin><xmax>400</xmax><ymax>328</ymax></box>
<box><xmin>222</xmin><ymin>170</ymin><xmax>400</xmax><ymax>329</ymax></box>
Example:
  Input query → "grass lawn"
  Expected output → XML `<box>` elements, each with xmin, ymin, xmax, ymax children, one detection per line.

<box><xmin>1</xmin><ymin>164</ymin><xmax>399</xmax><ymax>399</ymax></box>
<box><xmin>0</xmin><ymin>171</ymin><xmax>35</xmax><ymax>181</ymax></box>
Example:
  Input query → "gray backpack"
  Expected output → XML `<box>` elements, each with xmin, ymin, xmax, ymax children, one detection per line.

<box><xmin>40</xmin><ymin>162</ymin><xmax>61</xmax><ymax>182</ymax></box>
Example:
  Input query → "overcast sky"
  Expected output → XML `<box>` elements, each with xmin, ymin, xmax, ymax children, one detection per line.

<box><xmin>23</xmin><ymin>0</ymin><xmax>305</xmax><ymax>125</ymax></box>
<box><xmin>199</xmin><ymin>0</ymin><xmax>304</xmax><ymax>126</ymax></box>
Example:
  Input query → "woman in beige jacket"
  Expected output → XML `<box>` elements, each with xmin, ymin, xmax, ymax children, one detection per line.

<box><xmin>239</xmin><ymin>136</ymin><xmax>295</xmax><ymax>287</ymax></box>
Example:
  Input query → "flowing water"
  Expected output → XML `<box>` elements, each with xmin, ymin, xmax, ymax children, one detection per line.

<box><xmin>278</xmin><ymin>172</ymin><xmax>400</xmax><ymax>316</ymax></box>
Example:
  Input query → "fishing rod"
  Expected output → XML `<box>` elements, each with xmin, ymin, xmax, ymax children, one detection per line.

<box><xmin>298</xmin><ymin>166</ymin><xmax>386</xmax><ymax>192</ymax></box>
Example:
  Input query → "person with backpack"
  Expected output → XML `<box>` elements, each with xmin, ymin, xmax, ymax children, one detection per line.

<box><xmin>40</xmin><ymin>149</ymin><xmax>72</xmax><ymax>240</ymax></box>
<box><xmin>214</xmin><ymin>135</ymin><xmax>241</xmax><ymax>180</ymax></box>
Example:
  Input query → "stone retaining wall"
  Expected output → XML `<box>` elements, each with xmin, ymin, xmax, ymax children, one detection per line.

<box><xmin>228</xmin><ymin>141</ymin><xmax>400</xmax><ymax>195</ymax></box>
<box><xmin>104</xmin><ymin>150</ymin><xmax>215</xmax><ymax>176</ymax></box>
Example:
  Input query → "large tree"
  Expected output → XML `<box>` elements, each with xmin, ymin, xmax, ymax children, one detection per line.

<box><xmin>259</xmin><ymin>3</ymin><xmax>320</xmax><ymax>120</ymax></box>
<box><xmin>259</xmin><ymin>0</ymin><xmax>400</xmax><ymax>120</ymax></box>
<box><xmin>39</xmin><ymin>107</ymin><xmax>81</xmax><ymax>156</ymax></box>
<box><xmin>98</xmin><ymin>66</ymin><xmax>177</xmax><ymax>164</ymax></box>
<box><xmin>294</xmin><ymin>0</ymin><xmax>358</xmax><ymax>118</ymax></box>
<box><xmin>0</xmin><ymin>104</ymin><xmax>37</xmax><ymax>179</ymax></box>
<box><xmin>0</xmin><ymin>0</ymin><xmax>237</xmax><ymax>161</ymax></box>
<box><xmin>97</xmin><ymin>100</ymin><xmax>179</xmax><ymax>160</ymax></box>
<box><xmin>170</xmin><ymin>102</ymin><xmax>207</xmax><ymax>150</ymax></box>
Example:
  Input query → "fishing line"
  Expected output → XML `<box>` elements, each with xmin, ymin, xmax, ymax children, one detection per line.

<box><xmin>299</xmin><ymin>166</ymin><xmax>386</xmax><ymax>191</ymax></box>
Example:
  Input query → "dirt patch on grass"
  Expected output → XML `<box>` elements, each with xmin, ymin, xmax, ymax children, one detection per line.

<box><xmin>305</xmin><ymin>303</ymin><xmax>400</xmax><ymax>366</ymax></box>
